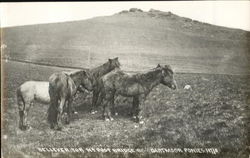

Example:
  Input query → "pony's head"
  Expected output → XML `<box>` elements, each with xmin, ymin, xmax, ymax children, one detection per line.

<box><xmin>108</xmin><ymin>57</ymin><xmax>121</xmax><ymax>69</ymax></box>
<box><xmin>78</xmin><ymin>70</ymin><xmax>93</xmax><ymax>91</ymax></box>
<box><xmin>156</xmin><ymin>64</ymin><xmax>177</xmax><ymax>90</ymax></box>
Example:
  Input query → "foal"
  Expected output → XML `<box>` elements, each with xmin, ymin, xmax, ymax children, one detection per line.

<box><xmin>100</xmin><ymin>64</ymin><xmax>177</xmax><ymax>123</ymax></box>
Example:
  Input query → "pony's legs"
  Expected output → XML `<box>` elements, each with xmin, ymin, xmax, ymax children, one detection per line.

<box><xmin>55</xmin><ymin>98</ymin><xmax>66</xmax><ymax>130</ymax></box>
<box><xmin>103</xmin><ymin>99</ymin><xmax>110</xmax><ymax>121</ymax></box>
<box><xmin>110</xmin><ymin>95</ymin><xmax>115</xmax><ymax>115</ymax></box>
<box><xmin>103</xmin><ymin>91</ymin><xmax>114</xmax><ymax>121</ymax></box>
<box><xmin>17</xmin><ymin>89</ymin><xmax>26</xmax><ymax>130</ymax></box>
<box><xmin>22</xmin><ymin>101</ymin><xmax>33</xmax><ymax>130</ymax></box>
<box><xmin>96</xmin><ymin>90</ymin><xmax>104</xmax><ymax>109</ymax></box>
<box><xmin>48</xmin><ymin>97</ymin><xmax>58</xmax><ymax>129</ymax></box>
<box><xmin>132</xmin><ymin>96</ymin><xmax>139</xmax><ymax>117</ymax></box>
<box><xmin>108</xmin><ymin>93</ymin><xmax>115</xmax><ymax>121</ymax></box>
<box><xmin>132</xmin><ymin>95</ymin><xmax>145</xmax><ymax>124</ymax></box>
<box><xmin>65</xmin><ymin>99</ymin><xmax>73</xmax><ymax>124</ymax></box>
<box><xmin>19</xmin><ymin>110</ymin><xmax>24</xmax><ymax>129</ymax></box>
<box><xmin>17</xmin><ymin>99</ymin><xmax>25</xmax><ymax>130</ymax></box>
<box><xmin>137</xmin><ymin>95</ymin><xmax>146</xmax><ymax>124</ymax></box>
<box><xmin>91</xmin><ymin>89</ymin><xmax>99</xmax><ymax>114</ymax></box>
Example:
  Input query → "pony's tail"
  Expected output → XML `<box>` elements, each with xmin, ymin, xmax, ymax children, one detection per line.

<box><xmin>47</xmin><ymin>104</ymin><xmax>58</xmax><ymax>125</ymax></box>
<box><xmin>16</xmin><ymin>87</ymin><xmax>25</xmax><ymax>111</ymax></box>
<box><xmin>96</xmin><ymin>80</ymin><xmax>105</xmax><ymax>106</ymax></box>
<box><xmin>47</xmin><ymin>84</ymin><xmax>58</xmax><ymax>125</ymax></box>
<box><xmin>66</xmin><ymin>75</ymin><xmax>69</xmax><ymax>88</ymax></box>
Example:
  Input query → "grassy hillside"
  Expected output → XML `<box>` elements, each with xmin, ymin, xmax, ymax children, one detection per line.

<box><xmin>2</xmin><ymin>8</ymin><xmax>250</xmax><ymax>74</ymax></box>
<box><xmin>2</xmin><ymin>60</ymin><xmax>250</xmax><ymax>158</ymax></box>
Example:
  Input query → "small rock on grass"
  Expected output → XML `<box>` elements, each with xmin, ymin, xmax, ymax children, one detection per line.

<box><xmin>184</xmin><ymin>85</ymin><xmax>191</xmax><ymax>90</ymax></box>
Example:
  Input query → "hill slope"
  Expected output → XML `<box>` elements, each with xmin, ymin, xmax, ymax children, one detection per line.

<box><xmin>2</xmin><ymin>8</ymin><xmax>250</xmax><ymax>74</ymax></box>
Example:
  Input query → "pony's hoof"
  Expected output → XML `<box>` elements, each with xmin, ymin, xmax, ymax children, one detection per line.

<box><xmin>133</xmin><ymin>116</ymin><xmax>144</xmax><ymax>124</ymax></box>
<box><xmin>105</xmin><ymin>118</ymin><xmax>110</xmax><ymax>122</ymax></box>
<box><xmin>64</xmin><ymin>116</ymin><xmax>70</xmax><ymax>125</ymax></box>
<box><xmin>65</xmin><ymin>119</ymin><xmax>70</xmax><ymax>125</ymax></box>
<box><xmin>74</xmin><ymin>111</ymin><xmax>78</xmax><ymax>115</ymax></box>
<box><xmin>19</xmin><ymin>125</ymin><xmax>24</xmax><ymax>130</ymax></box>
<box><xmin>62</xmin><ymin>115</ymin><xmax>70</xmax><ymax>125</ymax></box>
<box><xmin>91</xmin><ymin>111</ymin><xmax>97</xmax><ymax>115</ymax></box>
<box><xmin>20</xmin><ymin>125</ymin><xmax>30</xmax><ymax>131</ymax></box>
<box><xmin>19</xmin><ymin>126</ymin><xmax>25</xmax><ymax>131</ymax></box>
<box><xmin>110</xmin><ymin>117</ymin><xmax>114</xmax><ymax>121</ymax></box>
<box><xmin>52</xmin><ymin>124</ymin><xmax>62</xmax><ymax>131</ymax></box>
<box><xmin>115</xmin><ymin>112</ymin><xmax>118</xmax><ymax>116</ymax></box>
<box><xmin>132</xmin><ymin>116</ymin><xmax>139</xmax><ymax>123</ymax></box>
<box><xmin>55</xmin><ymin>126</ymin><xmax>62</xmax><ymax>131</ymax></box>
<box><xmin>139</xmin><ymin>120</ymin><xmax>144</xmax><ymax>124</ymax></box>
<box><xmin>50</xmin><ymin>124</ymin><xmax>55</xmax><ymax>129</ymax></box>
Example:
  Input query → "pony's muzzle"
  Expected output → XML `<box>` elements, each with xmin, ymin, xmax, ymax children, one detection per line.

<box><xmin>171</xmin><ymin>81</ymin><xmax>177</xmax><ymax>90</ymax></box>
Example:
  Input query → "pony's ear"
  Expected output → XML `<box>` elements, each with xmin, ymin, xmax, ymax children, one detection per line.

<box><xmin>165</xmin><ymin>65</ymin><xmax>174</xmax><ymax>73</ymax></box>
<box><xmin>161</xmin><ymin>69</ymin><xmax>166</xmax><ymax>76</ymax></box>
<box><xmin>115</xmin><ymin>57</ymin><xmax>118</xmax><ymax>60</ymax></box>
<box><xmin>165</xmin><ymin>65</ymin><xmax>170</xmax><ymax>69</ymax></box>
<box><xmin>79</xmin><ymin>70</ymin><xmax>86</xmax><ymax>77</ymax></box>
<box><xmin>109</xmin><ymin>58</ymin><xmax>112</xmax><ymax>62</ymax></box>
<box><xmin>83</xmin><ymin>70</ymin><xmax>87</xmax><ymax>75</ymax></box>
<box><xmin>156</xmin><ymin>64</ymin><xmax>161</xmax><ymax>68</ymax></box>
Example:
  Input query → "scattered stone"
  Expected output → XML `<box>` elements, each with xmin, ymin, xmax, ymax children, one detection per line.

<box><xmin>129</xmin><ymin>8</ymin><xmax>143</xmax><ymax>12</ymax></box>
<box><xmin>119</xmin><ymin>10</ymin><xmax>129</xmax><ymax>14</ymax></box>
<box><xmin>184</xmin><ymin>85</ymin><xmax>192</xmax><ymax>90</ymax></box>
<box><xmin>201</xmin><ymin>77</ymin><xmax>209</xmax><ymax>81</ymax></box>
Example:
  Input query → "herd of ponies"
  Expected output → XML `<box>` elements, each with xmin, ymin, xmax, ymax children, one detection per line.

<box><xmin>16</xmin><ymin>57</ymin><xmax>177</xmax><ymax>131</ymax></box>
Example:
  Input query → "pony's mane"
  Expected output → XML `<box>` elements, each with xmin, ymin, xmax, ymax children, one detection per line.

<box><xmin>135</xmin><ymin>68</ymin><xmax>162</xmax><ymax>82</ymax></box>
<box><xmin>63</xmin><ymin>70</ymin><xmax>80</xmax><ymax>75</ymax></box>
<box><xmin>164</xmin><ymin>65</ymin><xmax>173</xmax><ymax>74</ymax></box>
<box><xmin>134</xmin><ymin>65</ymin><xmax>173</xmax><ymax>82</ymax></box>
<box><xmin>69</xmin><ymin>70</ymin><xmax>85</xmax><ymax>77</ymax></box>
<box><xmin>92</xmin><ymin>61</ymin><xmax>110</xmax><ymax>72</ymax></box>
<box><xmin>90</xmin><ymin>60</ymin><xmax>116</xmax><ymax>79</ymax></box>
<box><xmin>153</xmin><ymin>65</ymin><xmax>174</xmax><ymax>74</ymax></box>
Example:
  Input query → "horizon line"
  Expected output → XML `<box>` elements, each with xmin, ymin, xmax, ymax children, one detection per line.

<box><xmin>1</xmin><ymin>10</ymin><xmax>250</xmax><ymax>32</ymax></box>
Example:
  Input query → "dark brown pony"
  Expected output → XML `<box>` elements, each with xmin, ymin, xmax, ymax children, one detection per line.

<box><xmin>100</xmin><ymin>64</ymin><xmax>177</xmax><ymax>123</ymax></box>
<box><xmin>88</xmin><ymin>57</ymin><xmax>120</xmax><ymax>114</ymax></box>
<box><xmin>48</xmin><ymin>70</ymin><xmax>93</xmax><ymax>130</ymax></box>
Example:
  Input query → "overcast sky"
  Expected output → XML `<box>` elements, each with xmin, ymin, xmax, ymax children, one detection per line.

<box><xmin>1</xmin><ymin>1</ymin><xmax>250</xmax><ymax>31</ymax></box>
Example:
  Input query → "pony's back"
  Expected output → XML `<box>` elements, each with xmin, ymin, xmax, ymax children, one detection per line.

<box><xmin>49</xmin><ymin>73</ymin><xmax>69</xmax><ymax>97</ymax></box>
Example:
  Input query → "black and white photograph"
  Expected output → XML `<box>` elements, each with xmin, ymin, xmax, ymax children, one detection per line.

<box><xmin>1</xmin><ymin>1</ymin><xmax>250</xmax><ymax>158</ymax></box>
